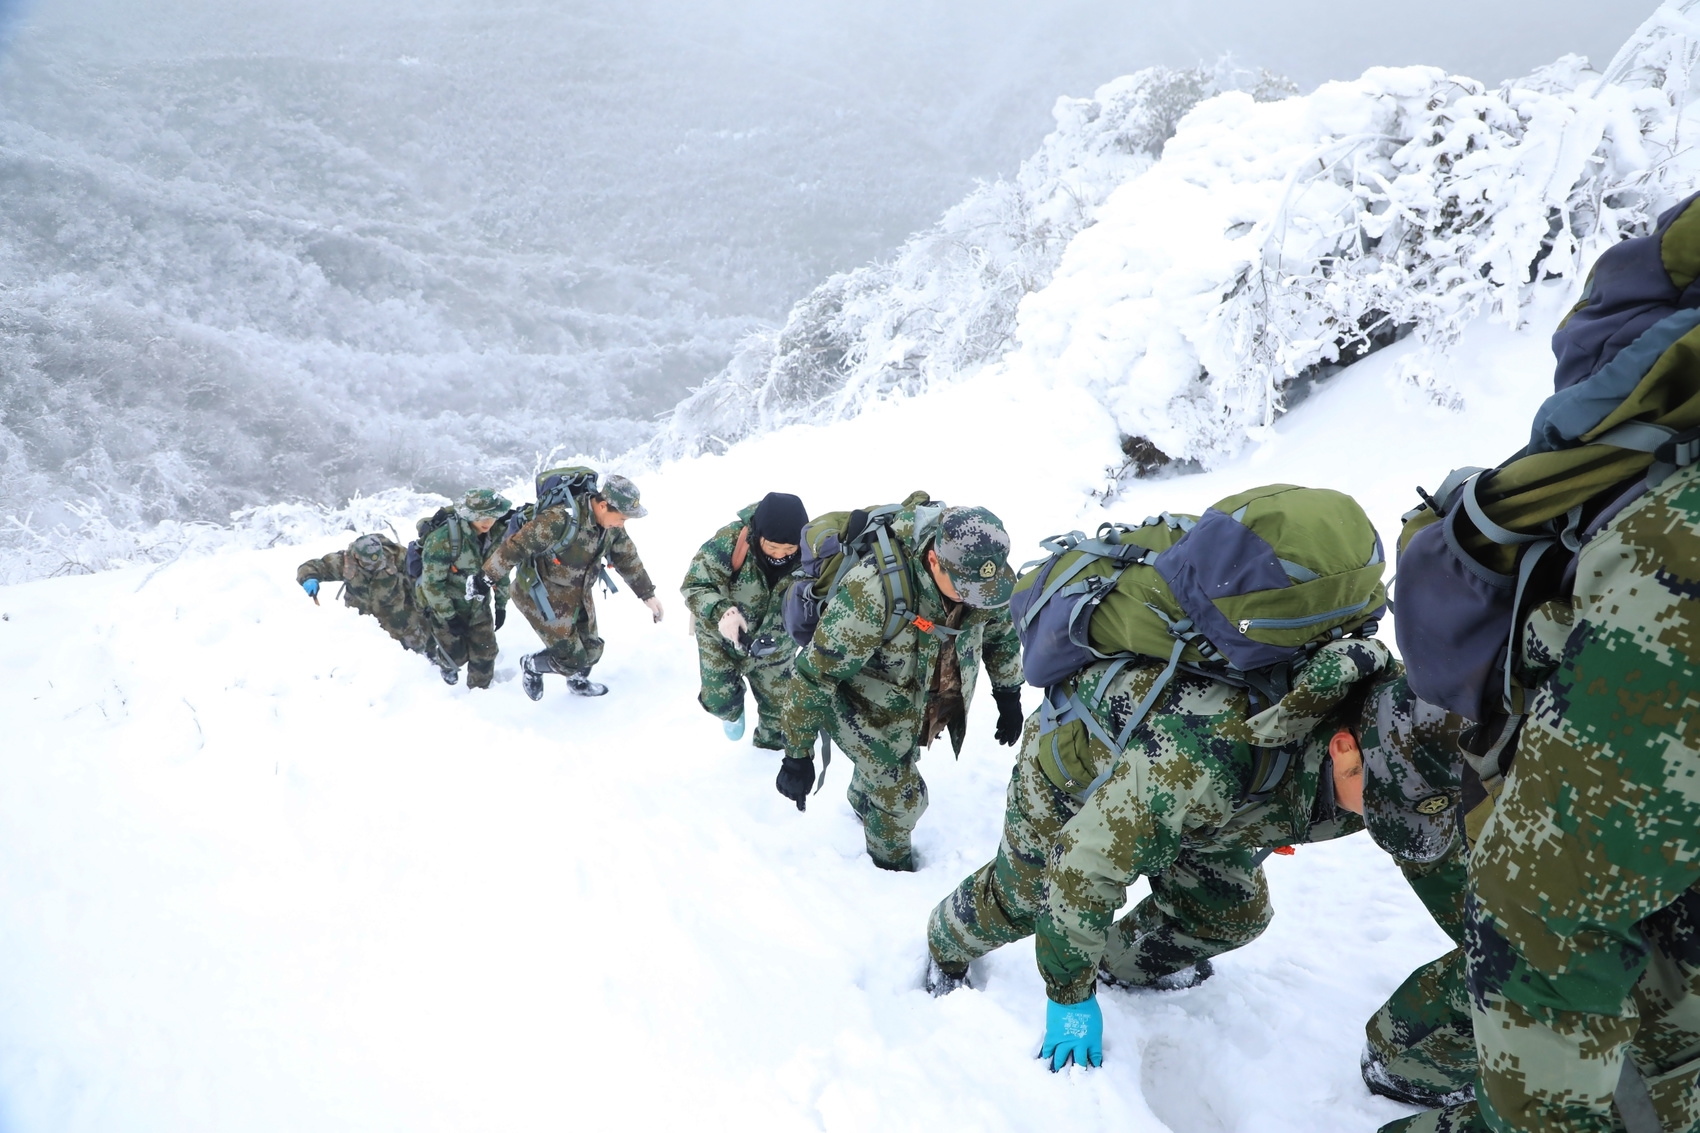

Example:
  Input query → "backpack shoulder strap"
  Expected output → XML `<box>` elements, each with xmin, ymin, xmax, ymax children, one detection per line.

<box><xmin>867</xmin><ymin>521</ymin><xmax>916</xmax><ymax>642</ymax></box>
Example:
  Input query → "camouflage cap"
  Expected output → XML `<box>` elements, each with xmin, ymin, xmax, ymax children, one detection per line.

<box><xmin>934</xmin><ymin>506</ymin><xmax>1014</xmax><ymax>608</ymax></box>
<box><xmin>599</xmin><ymin>474</ymin><xmax>647</xmax><ymax>518</ymax></box>
<box><xmin>1358</xmin><ymin>673</ymin><xmax>1465</xmax><ymax>864</ymax></box>
<box><xmin>456</xmin><ymin>488</ymin><xmax>513</xmax><ymax>522</ymax></box>
<box><xmin>350</xmin><ymin>533</ymin><xmax>395</xmax><ymax>573</ymax></box>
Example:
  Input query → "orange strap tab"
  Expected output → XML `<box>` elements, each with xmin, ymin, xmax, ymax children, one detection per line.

<box><xmin>1271</xmin><ymin>845</ymin><xmax>1296</xmax><ymax>856</ymax></box>
<box><xmin>912</xmin><ymin>615</ymin><xmax>935</xmax><ymax>633</ymax></box>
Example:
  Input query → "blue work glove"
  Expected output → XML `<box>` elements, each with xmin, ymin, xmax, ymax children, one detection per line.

<box><xmin>301</xmin><ymin>578</ymin><xmax>319</xmax><ymax>598</ymax></box>
<box><xmin>1040</xmin><ymin>996</ymin><xmax>1103</xmax><ymax>1071</ymax></box>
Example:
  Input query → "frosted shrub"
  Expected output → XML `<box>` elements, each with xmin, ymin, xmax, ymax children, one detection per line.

<box><xmin>651</xmin><ymin>65</ymin><xmax>1296</xmax><ymax>459</ymax></box>
<box><xmin>1002</xmin><ymin>1</ymin><xmax>1700</xmax><ymax>477</ymax></box>
<box><xmin>1</xmin><ymin>489</ymin><xmax>448</xmax><ymax>587</ymax></box>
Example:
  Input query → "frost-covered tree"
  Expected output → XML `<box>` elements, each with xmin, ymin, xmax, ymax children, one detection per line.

<box><xmin>650</xmin><ymin>64</ymin><xmax>1296</xmax><ymax>459</ymax></box>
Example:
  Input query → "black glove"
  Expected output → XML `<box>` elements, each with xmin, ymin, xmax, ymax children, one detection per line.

<box><xmin>776</xmin><ymin>756</ymin><xmax>815</xmax><ymax>812</ymax></box>
<box><xmin>494</xmin><ymin>605</ymin><xmax>507</xmax><ymax>630</ymax></box>
<box><xmin>993</xmin><ymin>686</ymin><xmax>1024</xmax><ymax>747</ymax></box>
<box><xmin>472</xmin><ymin>573</ymin><xmax>492</xmax><ymax>598</ymax></box>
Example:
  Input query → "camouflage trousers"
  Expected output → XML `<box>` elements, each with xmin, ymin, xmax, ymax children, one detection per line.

<box><xmin>693</xmin><ymin>621</ymin><xmax>797</xmax><ymax>753</ymax></box>
<box><xmin>1366</xmin><ymin>847</ymin><xmax>1477</xmax><ymax>1117</ymax></box>
<box><xmin>927</xmin><ymin>718</ymin><xmax>1270</xmax><ymax>983</ymax></box>
<box><xmin>432</xmin><ymin>600</ymin><xmax>498</xmax><ymax>689</ymax></box>
<box><xmin>842</xmin><ymin>738</ymin><xmax>928</xmax><ymax>871</ymax></box>
<box><xmin>1387</xmin><ymin>887</ymin><xmax>1700</xmax><ymax>1133</ymax></box>
<box><xmin>512</xmin><ymin>577</ymin><xmax>603</xmax><ymax>674</ymax></box>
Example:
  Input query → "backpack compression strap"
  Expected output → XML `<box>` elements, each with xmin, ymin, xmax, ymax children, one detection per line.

<box><xmin>1436</xmin><ymin>418</ymin><xmax>1698</xmax><ymax>715</ymax></box>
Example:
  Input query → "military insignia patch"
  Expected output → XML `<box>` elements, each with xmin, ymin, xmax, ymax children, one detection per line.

<box><xmin>979</xmin><ymin>560</ymin><xmax>997</xmax><ymax>579</ymax></box>
<box><xmin>1415</xmin><ymin>794</ymin><xmax>1452</xmax><ymax>816</ymax></box>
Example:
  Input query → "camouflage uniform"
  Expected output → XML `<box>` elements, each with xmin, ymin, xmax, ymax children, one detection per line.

<box><xmin>484</xmin><ymin>484</ymin><xmax>656</xmax><ymax>679</ymax></box>
<box><xmin>928</xmin><ymin>638</ymin><xmax>1385</xmax><ymax>994</ymax></box>
<box><xmin>680</xmin><ymin>502</ymin><xmax>805</xmax><ymax>752</ymax></box>
<box><xmin>415</xmin><ymin>491</ymin><xmax>512</xmax><ymax>690</ymax></box>
<box><xmin>1400</xmin><ymin>462</ymin><xmax>1700</xmax><ymax>1133</ymax></box>
<box><xmin>1356</xmin><ymin>677</ymin><xmax>1475</xmax><ymax>1112</ymax></box>
<box><xmin>779</xmin><ymin>501</ymin><xmax>1022</xmax><ymax>870</ymax></box>
<box><xmin>296</xmin><ymin>534</ymin><xmax>440</xmax><ymax>659</ymax></box>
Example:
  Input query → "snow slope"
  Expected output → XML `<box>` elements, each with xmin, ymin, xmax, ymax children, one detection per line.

<box><xmin>0</xmin><ymin>287</ymin><xmax>1561</xmax><ymax>1132</ymax></box>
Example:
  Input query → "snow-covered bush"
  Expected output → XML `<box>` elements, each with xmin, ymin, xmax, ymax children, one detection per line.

<box><xmin>968</xmin><ymin>2</ymin><xmax>1700</xmax><ymax>479</ymax></box>
<box><xmin>661</xmin><ymin>2</ymin><xmax>1700</xmax><ymax>484</ymax></box>
<box><xmin>1</xmin><ymin>488</ymin><xmax>448</xmax><ymax>586</ymax></box>
<box><xmin>650</xmin><ymin>64</ymin><xmax>1296</xmax><ymax>459</ymax></box>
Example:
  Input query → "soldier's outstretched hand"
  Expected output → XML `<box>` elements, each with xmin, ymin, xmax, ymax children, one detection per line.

<box><xmin>717</xmin><ymin>606</ymin><xmax>747</xmax><ymax>642</ymax></box>
<box><xmin>645</xmin><ymin>596</ymin><xmax>664</xmax><ymax>623</ymax></box>
<box><xmin>1040</xmin><ymin>997</ymin><xmax>1103</xmax><ymax>1071</ymax></box>
<box><xmin>775</xmin><ymin>756</ymin><xmax>814</xmax><ymax>811</ymax></box>
<box><xmin>301</xmin><ymin>578</ymin><xmax>319</xmax><ymax>604</ymax></box>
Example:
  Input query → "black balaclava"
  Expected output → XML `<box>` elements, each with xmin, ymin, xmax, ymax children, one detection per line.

<box><xmin>750</xmin><ymin>492</ymin><xmax>807</xmax><ymax>586</ymax></box>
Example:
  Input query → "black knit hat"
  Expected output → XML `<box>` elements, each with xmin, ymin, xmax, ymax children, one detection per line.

<box><xmin>751</xmin><ymin>492</ymin><xmax>808</xmax><ymax>545</ymax></box>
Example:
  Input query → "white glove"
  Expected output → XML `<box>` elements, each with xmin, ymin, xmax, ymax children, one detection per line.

<box><xmin>717</xmin><ymin>606</ymin><xmax>747</xmax><ymax>641</ymax></box>
<box><xmin>645</xmin><ymin>596</ymin><xmax>665</xmax><ymax>624</ymax></box>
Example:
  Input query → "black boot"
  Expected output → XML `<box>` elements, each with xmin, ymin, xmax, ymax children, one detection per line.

<box><xmin>1359</xmin><ymin>1045</ymin><xmax>1476</xmax><ymax>1108</ymax></box>
<box><xmin>566</xmin><ymin>673</ymin><xmax>608</xmax><ymax>697</ymax></box>
<box><xmin>1098</xmin><ymin>957</ymin><xmax>1213</xmax><ymax>992</ymax></box>
<box><xmin>923</xmin><ymin>955</ymin><xmax>973</xmax><ymax>997</ymax></box>
<box><xmin>521</xmin><ymin>653</ymin><xmax>546</xmax><ymax>702</ymax></box>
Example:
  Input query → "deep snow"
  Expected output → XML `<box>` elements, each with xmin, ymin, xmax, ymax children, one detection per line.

<box><xmin>0</xmin><ymin>286</ymin><xmax>1563</xmax><ymax>1131</ymax></box>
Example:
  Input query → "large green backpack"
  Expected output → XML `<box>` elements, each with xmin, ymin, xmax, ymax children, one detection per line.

<box><xmin>519</xmin><ymin>465</ymin><xmax>599</xmax><ymax>548</ymax></box>
<box><xmin>1395</xmin><ymin>191</ymin><xmax>1700</xmax><ymax>725</ymax></box>
<box><xmin>405</xmin><ymin>507</ymin><xmax>463</xmax><ymax>579</ymax></box>
<box><xmin>1010</xmin><ymin>484</ymin><xmax>1386</xmax><ymax>795</ymax></box>
<box><xmin>781</xmin><ymin>490</ymin><xmax>950</xmax><ymax>648</ymax></box>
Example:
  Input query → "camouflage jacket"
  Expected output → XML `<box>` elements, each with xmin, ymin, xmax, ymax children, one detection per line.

<box><xmin>486</xmin><ymin>493</ymin><xmax>655</xmax><ymax>604</ymax></box>
<box><xmin>679</xmin><ymin>502</ymin><xmax>800</xmax><ymax>657</ymax></box>
<box><xmin>1033</xmin><ymin>638</ymin><xmax>1390</xmax><ymax>1003</ymax></box>
<box><xmin>296</xmin><ymin>537</ymin><xmax>417</xmax><ymax>619</ymax></box>
<box><xmin>1470</xmin><ymin>461</ymin><xmax>1700</xmax><ymax>1024</ymax></box>
<box><xmin>415</xmin><ymin>516</ymin><xmax>511</xmax><ymax>624</ymax></box>
<box><xmin>779</xmin><ymin>502</ymin><xmax>1022</xmax><ymax>761</ymax></box>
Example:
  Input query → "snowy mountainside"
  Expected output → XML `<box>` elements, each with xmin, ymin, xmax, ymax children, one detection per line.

<box><xmin>0</xmin><ymin>295</ymin><xmax>1561</xmax><ymax>1132</ymax></box>
<box><xmin>660</xmin><ymin>1</ymin><xmax>1700</xmax><ymax>484</ymax></box>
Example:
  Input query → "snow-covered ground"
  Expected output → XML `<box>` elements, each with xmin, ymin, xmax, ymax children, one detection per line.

<box><xmin>0</xmin><ymin>287</ymin><xmax>1561</xmax><ymax>1131</ymax></box>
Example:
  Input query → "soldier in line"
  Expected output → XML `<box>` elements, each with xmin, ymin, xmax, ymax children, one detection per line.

<box><xmin>924</xmin><ymin>640</ymin><xmax>1386</xmax><ymax>1018</ymax></box>
<box><xmin>483</xmin><ymin>471</ymin><xmax>662</xmax><ymax>700</ymax></box>
<box><xmin>1402</xmin><ymin>462</ymin><xmax>1700</xmax><ymax>1133</ymax></box>
<box><xmin>415</xmin><ymin>489</ymin><xmax>512</xmax><ymax>691</ymax></box>
<box><xmin>680</xmin><ymin>491</ymin><xmax>810</xmax><ymax>750</ymax></box>
<box><xmin>295</xmin><ymin>532</ymin><xmax>454</xmax><ymax>678</ymax></box>
<box><xmin>779</xmin><ymin>502</ymin><xmax>1026</xmax><ymax>872</ymax></box>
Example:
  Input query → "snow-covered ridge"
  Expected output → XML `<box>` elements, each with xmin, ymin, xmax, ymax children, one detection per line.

<box><xmin>651</xmin><ymin>63</ymin><xmax>1297</xmax><ymax>460</ymax></box>
<box><xmin>658</xmin><ymin>2</ymin><xmax>1700</xmax><ymax>482</ymax></box>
